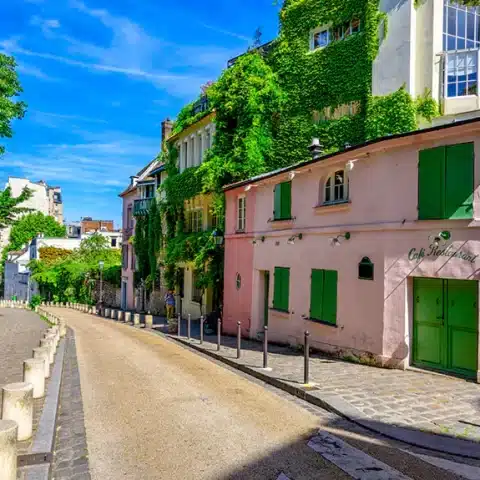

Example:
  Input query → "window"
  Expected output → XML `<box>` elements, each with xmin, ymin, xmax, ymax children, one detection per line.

<box><xmin>192</xmin><ymin>272</ymin><xmax>203</xmax><ymax>303</ymax></box>
<box><xmin>191</xmin><ymin>209</ymin><xmax>203</xmax><ymax>232</ymax></box>
<box><xmin>111</xmin><ymin>238</ymin><xmax>117</xmax><ymax>247</ymax></box>
<box><xmin>236</xmin><ymin>273</ymin><xmax>242</xmax><ymax>290</ymax></box>
<box><xmin>443</xmin><ymin>1</ymin><xmax>480</xmax><ymax>52</ymax></box>
<box><xmin>145</xmin><ymin>184</ymin><xmax>155</xmax><ymax>198</ymax></box>
<box><xmin>310</xmin><ymin>19</ymin><xmax>361</xmax><ymax>51</ymax></box>
<box><xmin>358</xmin><ymin>257</ymin><xmax>374</xmax><ymax>280</ymax></box>
<box><xmin>273</xmin><ymin>267</ymin><xmax>290</xmax><ymax>312</ymax></box>
<box><xmin>446</xmin><ymin>51</ymin><xmax>477</xmax><ymax>97</ymax></box>
<box><xmin>131</xmin><ymin>247</ymin><xmax>136</xmax><ymax>270</ymax></box>
<box><xmin>312</xmin><ymin>28</ymin><xmax>329</xmax><ymax>49</ymax></box>
<box><xmin>127</xmin><ymin>206</ymin><xmax>133</xmax><ymax>229</ymax></box>
<box><xmin>418</xmin><ymin>143</ymin><xmax>474</xmax><ymax>220</ymax></box>
<box><xmin>310</xmin><ymin>269</ymin><xmax>338</xmax><ymax>325</ymax></box>
<box><xmin>237</xmin><ymin>196</ymin><xmax>246</xmax><ymax>231</ymax></box>
<box><xmin>122</xmin><ymin>245</ymin><xmax>128</xmax><ymax>269</ymax></box>
<box><xmin>324</xmin><ymin>170</ymin><xmax>348</xmax><ymax>204</ymax></box>
<box><xmin>273</xmin><ymin>181</ymin><xmax>292</xmax><ymax>220</ymax></box>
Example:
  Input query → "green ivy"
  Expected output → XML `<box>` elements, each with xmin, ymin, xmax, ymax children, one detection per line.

<box><xmin>171</xmin><ymin>97</ymin><xmax>213</xmax><ymax>137</ymax></box>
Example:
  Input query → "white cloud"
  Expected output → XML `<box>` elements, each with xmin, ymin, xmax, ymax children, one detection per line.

<box><xmin>16</xmin><ymin>62</ymin><xmax>61</xmax><ymax>82</ymax></box>
<box><xmin>200</xmin><ymin>23</ymin><xmax>251</xmax><ymax>42</ymax></box>
<box><xmin>30</xmin><ymin>16</ymin><xmax>61</xmax><ymax>35</ymax></box>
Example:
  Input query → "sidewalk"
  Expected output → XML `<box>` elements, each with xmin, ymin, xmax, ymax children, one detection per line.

<box><xmin>169</xmin><ymin>326</ymin><xmax>480</xmax><ymax>458</ymax></box>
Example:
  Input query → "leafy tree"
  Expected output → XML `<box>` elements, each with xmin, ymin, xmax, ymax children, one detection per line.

<box><xmin>77</xmin><ymin>233</ymin><xmax>110</xmax><ymax>261</ymax></box>
<box><xmin>0</xmin><ymin>54</ymin><xmax>27</xmax><ymax>155</ymax></box>
<box><xmin>8</xmin><ymin>212</ymin><xmax>66</xmax><ymax>251</ymax></box>
<box><xmin>0</xmin><ymin>185</ymin><xmax>32</xmax><ymax>228</ymax></box>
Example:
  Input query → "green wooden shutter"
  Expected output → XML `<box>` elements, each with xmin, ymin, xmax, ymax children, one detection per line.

<box><xmin>273</xmin><ymin>267</ymin><xmax>289</xmax><ymax>311</ymax></box>
<box><xmin>322</xmin><ymin>270</ymin><xmax>338</xmax><ymax>325</ymax></box>
<box><xmin>281</xmin><ymin>182</ymin><xmax>292</xmax><ymax>219</ymax></box>
<box><xmin>445</xmin><ymin>143</ymin><xmax>474</xmax><ymax>219</ymax></box>
<box><xmin>274</xmin><ymin>185</ymin><xmax>282</xmax><ymax>220</ymax></box>
<box><xmin>310</xmin><ymin>269</ymin><xmax>324</xmax><ymax>320</ymax></box>
<box><xmin>418</xmin><ymin>147</ymin><xmax>445</xmax><ymax>220</ymax></box>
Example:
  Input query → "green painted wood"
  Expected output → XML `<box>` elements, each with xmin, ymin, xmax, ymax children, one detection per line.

<box><xmin>413</xmin><ymin>278</ymin><xmax>444</xmax><ymax>368</ymax></box>
<box><xmin>446</xmin><ymin>279</ymin><xmax>478</xmax><ymax>375</ymax></box>
<box><xmin>264</xmin><ymin>271</ymin><xmax>270</xmax><ymax>327</ymax></box>
<box><xmin>445</xmin><ymin>142</ymin><xmax>474</xmax><ymax>219</ymax></box>
<box><xmin>281</xmin><ymin>181</ymin><xmax>292</xmax><ymax>219</ymax></box>
<box><xmin>273</xmin><ymin>267</ymin><xmax>289</xmax><ymax>311</ymax></box>
<box><xmin>323</xmin><ymin>270</ymin><xmax>338</xmax><ymax>325</ymax></box>
<box><xmin>418</xmin><ymin>146</ymin><xmax>445</xmax><ymax>220</ymax></box>
<box><xmin>310</xmin><ymin>269</ymin><xmax>324</xmax><ymax>320</ymax></box>
<box><xmin>274</xmin><ymin>184</ymin><xmax>282</xmax><ymax>220</ymax></box>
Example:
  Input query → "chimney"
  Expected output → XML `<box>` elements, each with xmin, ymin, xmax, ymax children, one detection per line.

<box><xmin>308</xmin><ymin>138</ymin><xmax>323</xmax><ymax>161</ymax></box>
<box><xmin>161</xmin><ymin>118</ymin><xmax>174</xmax><ymax>143</ymax></box>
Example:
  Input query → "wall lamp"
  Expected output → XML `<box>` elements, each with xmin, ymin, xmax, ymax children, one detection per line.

<box><xmin>252</xmin><ymin>236</ymin><xmax>266</xmax><ymax>245</ymax></box>
<box><xmin>346</xmin><ymin>159</ymin><xmax>358</xmax><ymax>171</ymax></box>
<box><xmin>330</xmin><ymin>232</ymin><xmax>351</xmax><ymax>247</ymax></box>
<box><xmin>429</xmin><ymin>230</ymin><xmax>451</xmax><ymax>247</ymax></box>
<box><xmin>287</xmin><ymin>233</ymin><xmax>303</xmax><ymax>245</ymax></box>
<box><xmin>244</xmin><ymin>184</ymin><xmax>258</xmax><ymax>192</ymax></box>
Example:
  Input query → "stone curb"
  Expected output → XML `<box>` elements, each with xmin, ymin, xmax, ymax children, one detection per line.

<box><xmin>170</xmin><ymin>335</ymin><xmax>480</xmax><ymax>460</ymax></box>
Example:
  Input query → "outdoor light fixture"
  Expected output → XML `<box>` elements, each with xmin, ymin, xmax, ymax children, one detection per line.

<box><xmin>98</xmin><ymin>261</ymin><xmax>104</xmax><ymax>270</ymax></box>
<box><xmin>245</xmin><ymin>184</ymin><xmax>258</xmax><ymax>192</ymax></box>
<box><xmin>346</xmin><ymin>159</ymin><xmax>358</xmax><ymax>171</ymax></box>
<box><xmin>288</xmin><ymin>171</ymin><xmax>296</xmax><ymax>181</ymax></box>
<box><xmin>429</xmin><ymin>230</ymin><xmax>451</xmax><ymax>247</ymax></box>
<box><xmin>330</xmin><ymin>232</ymin><xmax>351</xmax><ymax>247</ymax></box>
<box><xmin>212</xmin><ymin>229</ymin><xmax>224</xmax><ymax>246</ymax></box>
<box><xmin>252</xmin><ymin>236</ymin><xmax>266</xmax><ymax>245</ymax></box>
<box><xmin>287</xmin><ymin>233</ymin><xmax>303</xmax><ymax>245</ymax></box>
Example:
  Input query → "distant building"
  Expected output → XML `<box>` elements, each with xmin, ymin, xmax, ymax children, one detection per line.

<box><xmin>0</xmin><ymin>177</ymin><xmax>64</xmax><ymax>250</ymax></box>
<box><xmin>81</xmin><ymin>230</ymin><xmax>122</xmax><ymax>249</ymax></box>
<box><xmin>81</xmin><ymin>218</ymin><xmax>114</xmax><ymax>234</ymax></box>
<box><xmin>66</xmin><ymin>221</ymin><xmax>81</xmax><ymax>238</ymax></box>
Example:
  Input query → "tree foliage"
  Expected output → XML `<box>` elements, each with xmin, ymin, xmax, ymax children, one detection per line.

<box><xmin>0</xmin><ymin>54</ymin><xmax>27</xmax><ymax>155</ymax></box>
<box><xmin>0</xmin><ymin>185</ymin><xmax>32</xmax><ymax>228</ymax></box>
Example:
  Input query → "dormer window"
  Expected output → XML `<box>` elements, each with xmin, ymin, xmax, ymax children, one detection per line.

<box><xmin>324</xmin><ymin>170</ymin><xmax>348</xmax><ymax>204</ymax></box>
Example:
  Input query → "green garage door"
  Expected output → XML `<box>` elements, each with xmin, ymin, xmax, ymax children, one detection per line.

<box><xmin>413</xmin><ymin>278</ymin><xmax>478</xmax><ymax>378</ymax></box>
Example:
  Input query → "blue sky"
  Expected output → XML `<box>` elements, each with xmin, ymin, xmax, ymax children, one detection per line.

<box><xmin>0</xmin><ymin>0</ymin><xmax>280</xmax><ymax>227</ymax></box>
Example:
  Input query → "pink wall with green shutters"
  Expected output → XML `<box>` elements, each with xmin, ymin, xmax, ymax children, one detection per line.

<box><xmin>223</xmin><ymin>121</ymin><xmax>480</xmax><ymax>370</ymax></box>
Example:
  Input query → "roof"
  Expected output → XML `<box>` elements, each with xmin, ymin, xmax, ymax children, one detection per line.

<box><xmin>224</xmin><ymin>116</ymin><xmax>480</xmax><ymax>192</ymax></box>
<box><xmin>167</xmin><ymin>111</ymin><xmax>215</xmax><ymax>143</ymax></box>
<box><xmin>150</xmin><ymin>164</ymin><xmax>166</xmax><ymax>176</ymax></box>
<box><xmin>119</xmin><ymin>159</ymin><xmax>160</xmax><ymax>197</ymax></box>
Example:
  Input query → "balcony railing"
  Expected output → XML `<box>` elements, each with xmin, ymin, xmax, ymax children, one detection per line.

<box><xmin>442</xmin><ymin>48</ymin><xmax>479</xmax><ymax>99</ymax></box>
<box><xmin>133</xmin><ymin>198</ymin><xmax>153</xmax><ymax>216</ymax></box>
<box><xmin>192</xmin><ymin>96</ymin><xmax>210</xmax><ymax>115</ymax></box>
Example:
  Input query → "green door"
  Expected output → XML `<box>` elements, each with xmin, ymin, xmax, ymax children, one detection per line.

<box><xmin>413</xmin><ymin>278</ymin><xmax>478</xmax><ymax>377</ymax></box>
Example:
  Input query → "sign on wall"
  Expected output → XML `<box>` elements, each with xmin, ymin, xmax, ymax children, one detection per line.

<box><xmin>408</xmin><ymin>244</ymin><xmax>478</xmax><ymax>264</ymax></box>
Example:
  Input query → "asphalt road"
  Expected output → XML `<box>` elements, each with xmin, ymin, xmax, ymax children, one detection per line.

<box><xmin>48</xmin><ymin>308</ymin><xmax>480</xmax><ymax>480</ymax></box>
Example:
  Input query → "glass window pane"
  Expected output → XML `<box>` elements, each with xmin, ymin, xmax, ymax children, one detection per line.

<box><xmin>467</xmin><ymin>13</ymin><xmax>475</xmax><ymax>40</ymax></box>
<box><xmin>448</xmin><ymin>7</ymin><xmax>457</xmax><ymax>36</ymax></box>
<box><xmin>467</xmin><ymin>39</ymin><xmax>475</xmax><ymax>48</ymax></box>
<box><xmin>458</xmin><ymin>37</ymin><xmax>465</xmax><ymax>49</ymax></box>
<box><xmin>467</xmin><ymin>82</ymin><xmax>478</xmax><ymax>95</ymax></box>
<box><xmin>448</xmin><ymin>35</ymin><xmax>456</xmax><ymax>50</ymax></box>
<box><xmin>458</xmin><ymin>10</ymin><xmax>466</xmax><ymax>39</ymax></box>
<box><xmin>458</xmin><ymin>81</ymin><xmax>467</xmax><ymax>95</ymax></box>
<box><xmin>334</xmin><ymin>171</ymin><xmax>344</xmax><ymax>186</ymax></box>
<box><xmin>448</xmin><ymin>82</ymin><xmax>457</xmax><ymax>97</ymax></box>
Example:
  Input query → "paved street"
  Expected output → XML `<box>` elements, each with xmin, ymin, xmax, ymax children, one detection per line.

<box><xmin>0</xmin><ymin>307</ymin><xmax>47</xmax><ymax>386</ymax></box>
<box><xmin>46</xmin><ymin>307</ymin><xmax>480</xmax><ymax>480</ymax></box>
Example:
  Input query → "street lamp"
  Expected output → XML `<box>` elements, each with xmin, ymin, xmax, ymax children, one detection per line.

<box><xmin>212</xmin><ymin>229</ymin><xmax>224</xmax><ymax>246</ymax></box>
<box><xmin>99</xmin><ymin>261</ymin><xmax>104</xmax><ymax>310</ymax></box>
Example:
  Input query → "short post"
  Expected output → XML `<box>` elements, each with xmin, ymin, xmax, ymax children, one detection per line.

<box><xmin>187</xmin><ymin>314</ymin><xmax>191</xmax><ymax>340</ymax></box>
<box><xmin>263</xmin><ymin>326</ymin><xmax>268</xmax><ymax>369</ymax></box>
<box><xmin>200</xmin><ymin>316</ymin><xmax>204</xmax><ymax>344</ymax></box>
<box><xmin>40</xmin><ymin>337</ymin><xmax>54</xmax><ymax>364</ymax></box>
<box><xmin>0</xmin><ymin>420</ymin><xmax>18</xmax><ymax>480</ymax></box>
<box><xmin>33</xmin><ymin>347</ymin><xmax>50</xmax><ymax>378</ymax></box>
<box><xmin>177</xmin><ymin>313</ymin><xmax>181</xmax><ymax>337</ymax></box>
<box><xmin>23</xmin><ymin>358</ymin><xmax>45</xmax><ymax>398</ymax></box>
<box><xmin>217</xmin><ymin>318</ymin><xmax>222</xmax><ymax>351</ymax></box>
<box><xmin>237</xmin><ymin>321</ymin><xmax>241</xmax><ymax>359</ymax></box>
<box><xmin>1</xmin><ymin>383</ymin><xmax>34</xmax><ymax>441</ymax></box>
<box><xmin>304</xmin><ymin>331</ymin><xmax>310</xmax><ymax>385</ymax></box>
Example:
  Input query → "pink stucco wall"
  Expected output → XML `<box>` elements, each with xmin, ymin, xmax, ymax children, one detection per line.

<box><xmin>223</xmin><ymin>189</ymin><xmax>256</xmax><ymax>336</ymax></box>
<box><xmin>121</xmin><ymin>189</ymin><xmax>138</xmax><ymax>311</ymax></box>
<box><xmin>224</xmin><ymin>121</ymin><xmax>480</xmax><ymax>369</ymax></box>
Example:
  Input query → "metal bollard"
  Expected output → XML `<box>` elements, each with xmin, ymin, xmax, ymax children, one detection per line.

<box><xmin>304</xmin><ymin>331</ymin><xmax>310</xmax><ymax>385</ymax></box>
<box><xmin>177</xmin><ymin>313</ymin><xmax>181</xmax><ymax>337</ymax></box>
<box><xmin>217</xmin><ymin>318</ymin><xmax>222</xmax><ymax>351</ymax></box>
<box><xmin>200</xmin><ymin>316</ymin><xmax>204</xmax><ymax>344</ymax></box>
<box><xmin>237</xmin><ymin>321</ymin><xmax>241</xmax><ymax>359</ymax></box>
<box><xmin>187</xmin><ymin>314</ymin><xmax>191</xmax><ymax>340</ymax></box>
<box><xmin>263</xmin><ymin>325</ymin><xmax>268</xmax><ymax>369</ymax></box>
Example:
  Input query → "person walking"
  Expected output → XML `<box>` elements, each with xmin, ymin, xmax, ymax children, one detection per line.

<box><xmin>164</xmin><ymin>289</ymin><xmax>176</xmax><ymax>320</ymax></box>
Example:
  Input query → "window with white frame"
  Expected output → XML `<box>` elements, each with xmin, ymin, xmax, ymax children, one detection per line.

<box><xmin>324</xmin><ymin>170</ymin><xmax>348</xmax><ymax>204</ymax></box>
<box><xmin>310</xmin><ymin>19</ymin><xmax>360</xmax><ymax>51</ymax></box>
<box><xmin>237</xmin><ymin>196</ymin><xmax>246</xmax><ymax>232</ymax></box>
<box><xmin>191</xmin><ymin>209</ymin><xmax>203</xmax><ymax>232</ymax></box>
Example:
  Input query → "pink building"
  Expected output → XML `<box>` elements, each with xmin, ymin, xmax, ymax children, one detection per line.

<box><xmin>224</xmin><ymin>118</ymin><xmax>480</xmax><ymax>381</ymax></box>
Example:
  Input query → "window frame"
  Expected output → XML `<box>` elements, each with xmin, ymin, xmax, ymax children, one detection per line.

<box><xmin>273</xmin><ymin>181</ymin><xmax>292</xmax><ymax>221</ymax></box>
<box><xmin>323</xmin><ymin>169</ymin><xmax>349</xmax><ymax>205</ymax></box>
<box><xmin>311</xmin><ymin>26</ymin><xmax>330</xmax><ymax>50</ymax></box>
<box><xmin>310</xmin><ymin>19</ymin><xmax>361</xmax><ymax>51</ymax></box>
<box><xmin>273</xmin><ymin>266</ymin><xmax>290</xmax><ymax>312</ymax></box>
<box><xmin>237</xmin><ymin>195</ymin><xmax>246</xmax><ymax>232</ymax></box>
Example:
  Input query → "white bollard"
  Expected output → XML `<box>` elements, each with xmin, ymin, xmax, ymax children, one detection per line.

<box><xmin>0</xmin><ymin>420</ymin><xmax>17</xmax><ymax>480</ymax></box>
<box><xmin>45</xmin><ymin>332</ymin><xmax>57</xmax><ymax>351</ymax></box>
<box><xmin>33</xmin><ymin>347</ymin><xmax>50</xmax><ymax>378</ymax></box>
<box><xmin>1</xmin><ymin>383</ymin><xmax>34</xmax><ymax>441</ymax></box>
<box><xmin>40</xmin><ymin>338</ymin><xmax>55</xmax><ymax>364</ymax></box>
<box><xmin>59</xmin><ymin>319</ymin><xmax>66</xmax><ymax>338</ymax></box>
<box><xmin>23</xmin><ymin>359</ymin><xmax>45</xmax><ymax>399</ymax></box>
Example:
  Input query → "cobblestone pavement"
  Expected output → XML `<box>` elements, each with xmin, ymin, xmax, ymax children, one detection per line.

<box><xmin>0</xmin><ymin>307</ymin><xmax>47</xmax><ymax>386</ymax></box>
<box><xmin>168</xmin><ymin>326</ymin><xmax>480</xmax><ymax>445</ymax></box>
<box><xmin>51</xmin><ymin>328</ymin><xmax>91</xmax><ymax>480</ymax></box>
